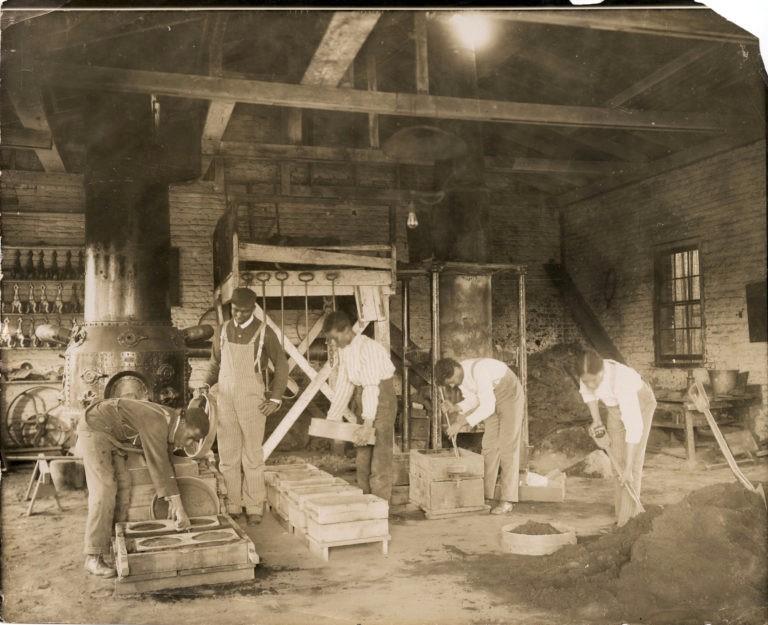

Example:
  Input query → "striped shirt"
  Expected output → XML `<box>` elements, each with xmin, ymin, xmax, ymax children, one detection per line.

<box><xmin>456</xmin><ymin>358</ymin><xmax>512</xmax><ymax>427</ymax></box>
<box><xmin>578</xmin><ymin>359</ymin><xmax>644</xmax><ymax>444</ymax></box>
<box><xmin>327</xmin><ymin>334</ymin><xmax>396</xmax><ymax>421</ymax></box>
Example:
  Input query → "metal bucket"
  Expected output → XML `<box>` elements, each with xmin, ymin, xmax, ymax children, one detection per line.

<box><xmin>709</xmin><ymin>370</ymin><xmax>739</xmax><ymax>396</ymax></box>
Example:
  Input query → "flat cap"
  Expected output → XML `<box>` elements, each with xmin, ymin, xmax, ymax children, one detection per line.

<box><xmin>231</xmin><ymin>287</ymin><xmax>257</xmax><ymax>308</ymax></box>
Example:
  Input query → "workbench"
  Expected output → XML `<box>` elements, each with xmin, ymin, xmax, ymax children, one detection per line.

<box><xmin>653</xmin><ymin>389</ymin><xmax>758</xmax><ymax>468</ymax></box>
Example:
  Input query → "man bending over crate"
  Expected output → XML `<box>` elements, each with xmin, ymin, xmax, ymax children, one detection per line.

<box><xmin>435</xmin><ymin>357</ymin><xmax>526</xmax><ymax>515</ymax></box>
<box><xmin>324</xmin><ymin>310</ymin><xmax>397</xmax><ymax>501</ymax></box>
<box><xmin>75</xmin><ymin>398</ymin><xmax>209</xmax><ymax>578</ymax></box>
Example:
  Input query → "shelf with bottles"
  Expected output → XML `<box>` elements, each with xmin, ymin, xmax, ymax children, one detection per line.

<box><xmin>2</xmin><ymin>246</ymin><xmax>85</xmax><ymax>283</ymax></box>
<box><xmin>2</xmin><ymin>281</ymin><xmax>83</xmax><ymax>316</ymax></box>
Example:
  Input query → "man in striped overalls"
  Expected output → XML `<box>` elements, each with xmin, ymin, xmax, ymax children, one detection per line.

<box><xmin>202</xmin><ymin>287</ymin><xmax>288</xmax><ymax>525</ymax></box>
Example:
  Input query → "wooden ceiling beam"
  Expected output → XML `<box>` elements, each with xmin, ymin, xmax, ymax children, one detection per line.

<box><xmin>488</xmin><ymin>10</ymin><xmax>756</xmax><ymax>45</ymax></box>
<box><xmin>42</xmin><ymin>62</ymin><xmax>736</xmax><ymax>133</ymax></box>
<box><xmin>484</xmin><ymin>156</ymin><xmax>627</xmax><ymax>175</ymax></box>
<box><xmin>0</xmin><ymin>127</ymin><xmax>52</xmax><ymax>150</ymax></box>
<box><xmin>288</xmin><ymin>11</ymin><xmax>381</xmax><ymax>145</ymax></box>
<box><xmin>555</xmin><ymin>132</ymin><xmax>758</xmax><ymax>208</ymax></box>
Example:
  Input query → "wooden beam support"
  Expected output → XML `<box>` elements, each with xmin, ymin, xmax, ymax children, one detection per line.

<box><xmin>366</xmin><ymin>49</ymin><xmax>380</xmax><ymax>149</ymax></box>
<box><xmin>415</xmin><ymin>12</ymin><xmax>429</xmax><ymax>95</ymax></box>
<box><xmin>484</xmin><ymin>156</ymin><xmax>628</xmax><ymax>175</ymax></box>
<box><xmin>606</xmin><ymin>43</ymin><xmax>722</xmax><ymax>108</ymax></box>
<box><xmin>200</xmin><ymin>15</ymin><xmax>233</xmax><ymax>177</ymax></box>
<box><xmin>0</xmin><ymin>127</ymin><xmax>52</xmax><ymax>150</ymax></box>
<box><xmin>42</xmin><ymin>63</ymin><xmax>734</xmax><ymax>132</ymax></box>
<box><xmin>488</xmin><ymin>9</ymin><xmax>756</xmax><ymax>45</ymax></box>
<box><xmin>302</xmin><ymin>11</ymin><xmax>381</xmax><ymax>86</ymax></box>
<box><xmin>288</xmin><ymin>11</ymin><xmax>381</xmax><ymax>146</ymax></box>
<box><xmin>238</xmin><ymin>243</ymin><xmax>392</xmax><ymax>270</ymax></box>
<box><xmin>556</xmin><ymin>133</ymin><xmax>759</xmax><ymax>207</ymax></box>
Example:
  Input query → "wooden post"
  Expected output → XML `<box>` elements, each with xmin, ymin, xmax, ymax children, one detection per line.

<box><xmin>366</xmin><ymin>50</ymin><xmax>379</xmax><ymax>148</ymax></box>
<box><xmin>415</xmin><ymin>12</ymin><xmax>429</xmax><ymax>95</ymax></box>
<box><xmin>401</xmin><ymin>278</ymin><xmax>411</xmax><ymax>451</ymax></box>
<box><xmin>430</xmin><ymin>269</ymin><xmax>442</xmax><ymax>450</ymax></box>
<box><xmin>518</xmin><ymin>271</ymin><xmax>530</xmax><ymax>469</ymax></box>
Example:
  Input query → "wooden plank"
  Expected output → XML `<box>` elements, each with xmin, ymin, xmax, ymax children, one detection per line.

<box><xmin>114</xmin><ymin>565</ymin><xmax>254</xmax><ymax>595</ymax></box>
<box><xmin>262</xmin><ymin>320</ymin><xmax>370</xmax><ymax>458</ymax></box>
<box><xmin>366</xmin><ymin>49</ymin><xmax>379</xmax><ymax>148</ymax></box>
<box><xmin>306</xmin><ymin>517</ymin><xmax>389</xmax><ymax>543</ymax></box>
<box><xmin>606</xmin><ymin>43</ymin><xmax>721</xmax><ymax>107</ymax></box>
<box><xmin>490</xmin><ymin>9</ymin><xmax>756</xmax><ymax>44</ymax></box>
<box><xmin>302</xmin><ymin>12</ymin><xmax>381</xmax><ymax>85</ymax></box>
<box><xmin>42</xmin><ymin>63</ymin><xmax>733</xmax><ymax>132</ymax></box>
<box><xmin>307</xmin><ymin>533</ymin><xmax>389</xmax><ymax>561</ymax></box>
<box><xmin>484</xmin><ymin>156</ymin><xmax>627</xmax><ymax>175</ymax></box>
<box><xmin>239</xmin><ymin>242</ymin><xmax>392</xmax><ymax>270</ymax></box>
<box><xmin>415</xmin><ymin>12</ymin><xmax>429</xmax><ymax>94</ymax></box>
<box><xmin>305</xmin><ymin>494</ymin><xmax>388</xmax><ymax>524</ymax></box>
<box><xmin>0</xmin><ymin>127</ymin><xmax>52</xmax><ymax>150</ymax></box>
<box><xmin>308</xmin><ymin>418</ymin><xmax>375</xmax><ymax>444</ymax></box>
<box><xmin>200</xmin><ymin>14</ymin><xmax>233</xmax><ymax>176</ymax></box>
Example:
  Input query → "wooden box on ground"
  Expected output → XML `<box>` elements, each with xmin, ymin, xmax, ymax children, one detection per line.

<box><xmin>517</xmin><ymin>473</ymin><xmax>566</xmax><ymax>503</ymax></box>
<box><xmin>112</xmin><ymin>514</ymin><xmax>258</xmax><ymax>595</ymax></box>
<box><xmin>303</xmin><ymin>494</ymin><xmax>390</xmax><ymax>561</ymax></box>
<box><xmin>263</xmin><ymin>464</ymin><xmax>321</xmax><ymax>514</ymax></box>
<box><xmin>285</xmin><ymin>480</ymin><xmax>362</xmax><ymax>535</ymax></box>
<box><xmin>308</xmin><ymin>418</ymin><xmax>376</xmax><ymax>445</ymax></box>
<box><xmin>409</xmin><ymin>449</ymin><xmax>488</xmax><ymax>519</ymax></box>
<box><xmin>272</xmin><ymin>473</ymin><xmax>335</xmax><ymax>521</ymax></box>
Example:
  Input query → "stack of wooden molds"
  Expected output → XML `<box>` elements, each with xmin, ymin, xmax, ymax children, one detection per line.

<box><xmin>112</xmin><ymin>514</ymin><xmax>258</xmax><ymax>595</ymax></box>
<box><xmin>265</xmin><ymin>463</ymin><xmax>390</xmax><ymax>561</ymax></box>
<box><xmin>409</xmin><ymin>448</ymin><xmax>489</xmax><ymax>519</ymax></box>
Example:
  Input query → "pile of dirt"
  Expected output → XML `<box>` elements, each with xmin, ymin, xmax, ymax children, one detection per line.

<box><xmin>509</xmin><ymin>521</ymin><xmax>562</xmax><ymax>535</ymax></box>
<box><xmin>431</xmin><ymin>482</ymin><xmax>768</xmax><ymax>623</ymax></box>
<box><xmin>526</xmin><ymin>343</ymin><xmax>588</xmax><ymax>445</ymax></box>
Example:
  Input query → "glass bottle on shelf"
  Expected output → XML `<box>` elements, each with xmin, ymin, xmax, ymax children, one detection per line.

<box><xmin>35</xmin><ymin>250</ymin><xmax>46</xmax><ymax>280</ymax></box>
<box><xmin>62</xmin><ymin>250</ymin><xmax>76</xmax><ymax>280</ymax></box>
<box><xmin>11</xmin><ymin>250</ymin><xmax>23</xmax><ymax>280</ymax></box>
<box><xmin>24</xmin><ymin>250</ymin><xmax>35</xmax><ymax>280</ymax></box>
<box><xmin>49</xmin><ymin>250</ymin><xmax>60</xmax><ymax>281</ymax></box>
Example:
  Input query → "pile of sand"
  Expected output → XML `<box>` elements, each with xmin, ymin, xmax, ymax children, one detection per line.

<box><xmin>438</xmin><ymin>482</ymin><xmax>767</xmax><ymax>623</ymax></box>
<box><xmin>526</xmin><ymin>343</ymin><xmax>589</xmax><ymax>445</ymax></box>
<box><xmin>510</xmin><ymin>521</ymin><xmax>562</xmax><ymax>535</ymax></box>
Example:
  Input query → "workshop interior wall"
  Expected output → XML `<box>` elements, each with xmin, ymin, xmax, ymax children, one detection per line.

<box><xmin>561</xmin><ymin>140</ymin><xmax>768</xmax><ymax>438</ymax></box>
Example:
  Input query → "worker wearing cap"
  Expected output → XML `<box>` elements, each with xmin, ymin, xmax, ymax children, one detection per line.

<box><xmin>201</xmin><ymin>287</ymin><xmax>288</xmax><ymax>525</ymax></box>
<box><xmin>324</xmin><ymin>310</ymin><xmax>397</xmax><ymax>501</ymax></box>
<box><xmin>75</xmin><ymin>398</ymin><xmax>210</xmax><ymax>578</ymax></box>
<box><xmin>435</xmin><ymin>357</ymin><xmax>526</xmax><ymax>515</ymax></box>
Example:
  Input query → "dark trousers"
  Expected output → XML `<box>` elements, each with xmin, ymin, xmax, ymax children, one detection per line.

<box><xmin>354</xmin><ymin>378</ymin><xmax>397</xmax><ymax>501</ymax></box>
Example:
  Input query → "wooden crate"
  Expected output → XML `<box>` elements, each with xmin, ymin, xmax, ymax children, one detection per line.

<box><xmin>304</xmin><ymin>494</ymin><xmax>388</xmax><ymax>524</ymax></box>
<box><xmin>264</xmin><ymin>466</ymin><xmax>323</xmax><ymax>512</ymax></box>
<box><xmin>113</xmin><ymin>514</ymin><xmax>258</xmax><ymax>595</ymax></box>
<box><xmin>272</xmin><ymin>474</ymin><xmax>335</xmax><ymax>520</ymax></box>
<box><xmin>285</xmin><ymin>481</ymin><xmax>362</xmax><ymax>534</ymax></box>
<box><xmin>409</xmin><ymin>448</ymin><xmax>488</xmax><ymax>519</ymax></box>
<box><xmin>308</xmin><ymin>418</ymin><xmax>376</xmax><ymax>445</ymax></box>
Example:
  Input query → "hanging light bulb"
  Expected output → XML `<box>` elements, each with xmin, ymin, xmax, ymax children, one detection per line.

<box><xmin>406</xmin><ymin>201</ymin><xmax>419</xmax><ymax>229</ymax></box>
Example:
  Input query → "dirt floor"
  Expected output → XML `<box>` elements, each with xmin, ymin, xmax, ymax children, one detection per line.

<box><xmin>2</xmin><ymin>452</ymin><xmax>767</xmax><ymax>625</ymax></box>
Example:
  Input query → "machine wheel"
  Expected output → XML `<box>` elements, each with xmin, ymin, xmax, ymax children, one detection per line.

<box><xmin>5</xmin><ymin>385</ymin><xmax>71</xmax><ymax>448</ymax></box>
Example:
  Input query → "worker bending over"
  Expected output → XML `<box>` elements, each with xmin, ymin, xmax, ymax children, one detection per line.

<box><xmin>577</xmin><ymin>348</ymin><xmax>656</xmax><ymax>526</ymax></box>
<box><xmin>436</xmin><ymin>357</ymin><xmax>526</xmax><ymax>515</ymax></box>
<box><xmin>202</xmin><ymin>287</ymin><xmax>288</xmax><ymax>525</ymax></box>
<box><xmin>76</xmin><ymin>398</ymin><xmax>209</xmax><ymax>578</ymax></box>
<box><xmin>325</xmin><ymin>311</ymin><xmax>397</xmax><ymax>501</ymax></box>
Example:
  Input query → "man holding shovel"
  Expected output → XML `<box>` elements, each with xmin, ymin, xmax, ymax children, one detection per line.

<box><xmin>435</xmin><ymin>357</ymin><xmax>526</xmax><ymax>515</ymax></box>
<box><xmin>576</xmin><ymin>348</ymin><xmax>656</xmax><ymax>526</ymax></box>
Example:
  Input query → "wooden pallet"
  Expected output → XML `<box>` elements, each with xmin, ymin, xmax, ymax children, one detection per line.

<box><xmin>307</xmin><ymin>533</ymin><xmax>390</xmax><ymax>562</ymax></box>
<box><xmin>424</xmin><ymin>505</ymin><xmax>490</xmax><ymax>520</ymax></box>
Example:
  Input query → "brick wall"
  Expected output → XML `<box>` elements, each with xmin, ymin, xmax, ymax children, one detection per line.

<box><xmin>561</xmin><ymin>140</ymin><xmax>768</xmax><ymax>438</ymax></box>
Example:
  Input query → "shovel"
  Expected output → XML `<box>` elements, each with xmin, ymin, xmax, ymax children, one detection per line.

<box><xmin>590</xmin><ymin>428</ymin><xmax>645</xmax><ymax>514</ymax></box>
<box><xmin>438</xmin><ymin>387</ymin><xmax>461</xmax><ymax>460</ymax></box>
<box><xmin>688</xmin><ymin>381</ymin><xmax>767</xmax><ymax>508</ymax></box>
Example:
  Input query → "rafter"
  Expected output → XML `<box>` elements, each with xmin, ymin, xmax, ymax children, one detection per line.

<box><xmin>487</xmin><ymin>9</ymin><xmax>756</xmax><ymax>45</ymax></box>
<box><xmin>42</xmin><ymin>63</ymin><xmax>735</xmax><ymax>133</ymax></box>
<box><xmin>288</xmin><ymin>11</ymin><xmax>381</xmax><ymax>144</ymax></box>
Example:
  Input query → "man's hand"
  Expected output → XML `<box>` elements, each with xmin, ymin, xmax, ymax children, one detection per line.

<box><xmin>259</xmin><ymin>400</ymin><xmax>281</xmax><ymax>416</ymax></box>
<box><xmin>440</xmin><ymin>399</ymin><xmax>458</xmax><ymax>415</ymax></box>
<box><xmin>167</xmin><ymin>495</ymin><xmax>191</xmax><ymax>531</ymax></box>
<box><xmin>446</xmin><ymin>415</ymin><xmax>467</xmax><ymax>439</ymax></box>
<box><xmin>588</xmin><ymin>421</ymin><xmax>606</xmax><ymax>440</ymax></box>
<box><xmin>353</xmin><ymin>420</ymin><xmax>375</xmax><ymax>447</ymax></box>
<box><xmin>195</xmin><ymin>384</ymin><xmax>210</xmax><ymax>398</ymax></box>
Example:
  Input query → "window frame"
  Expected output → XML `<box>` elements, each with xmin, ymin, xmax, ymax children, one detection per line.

<box><xmin>653</xmin><ymin>243</ymin><xmax>706</xmax><ymax>367</ymax></box>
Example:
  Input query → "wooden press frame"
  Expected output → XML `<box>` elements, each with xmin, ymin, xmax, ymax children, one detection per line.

<box><xmin>397</xmin><ymin>261</ymin><xmax>530</xmax><ymax>468</ymax></box>
<box><xmin>211</xmin><ymin>209</ymin><xmax>396</xmax><ymax>459</ymax></box>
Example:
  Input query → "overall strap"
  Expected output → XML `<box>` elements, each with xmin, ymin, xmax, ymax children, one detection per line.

<box><xmin>220</xmin><ymin>320</ymin><xmax>231</xmax><ymax>353</ymax></box>
<box><xmin>253</xmin><ymin>320</ymin><xmax>267</xmax><ymax>374</ymax></box>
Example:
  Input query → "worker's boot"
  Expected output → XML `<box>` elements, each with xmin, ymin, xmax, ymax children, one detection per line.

<box><xmin>84</xmin><ymin>555</ymin><xmax>116</xmax><ymax>578</ymax></box>
<box><xmin>490</xmin><ymin>501</ymin><xmax>514</xmax><ymax>515</ymax></box>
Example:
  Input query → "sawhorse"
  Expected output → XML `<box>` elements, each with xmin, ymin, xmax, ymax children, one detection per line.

<box><xmin>24</xmin><ymin>453</ymin><xmax>64</xmax><ymax>516</ymax></box>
